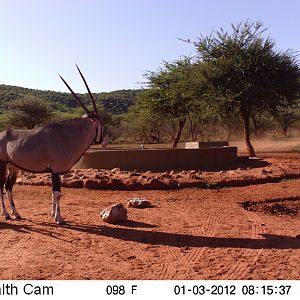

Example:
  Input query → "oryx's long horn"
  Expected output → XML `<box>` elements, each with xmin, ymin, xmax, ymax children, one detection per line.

<box><xmin>59</xmin><ymin>75</ymin><xmax>90</xmax><ymax>114</ymax></box>
<box><xmin>76</xmin><ymin>65</ymin><xmax>99</xmax><ymax>117</ymax></box>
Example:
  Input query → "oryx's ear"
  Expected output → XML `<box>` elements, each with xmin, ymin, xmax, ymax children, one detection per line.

<box><xmin>76</xmin><ymin>65</ymin><xmax>100</xmax><ymax>118</ymax></box>
<box><xmin>59</xmin><ymin>75</ymin><xmax>90</xmax><ymax>114</ymax></box>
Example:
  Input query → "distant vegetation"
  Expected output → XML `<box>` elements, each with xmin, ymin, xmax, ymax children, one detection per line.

<box><xmin>1</xmin><ymin>21</ymin><xmax>300</xmax><ymax>155</ymax></box>
<box><xmin>0</xmin><ymin>84</ymin><xmax>139</xmax><ymax>113</ymax></box>
<box><xmin>0</xmin><ymin>84</ymin><xmax>141</xmax><ymax>133</ymax></box>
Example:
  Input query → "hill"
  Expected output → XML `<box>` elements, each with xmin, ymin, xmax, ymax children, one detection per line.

<box><xmin>0</xmin><ymin>84</ymin><xmax>140</xmax><ymax>114</ymax></box>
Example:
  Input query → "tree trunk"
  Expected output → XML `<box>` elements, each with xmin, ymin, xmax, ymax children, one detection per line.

<box><xmin>227</xmin><ymin>126</ymin><xmax>232</xmax><ymax>141</ymax></box>
<box><xmin>168</xmin><ymin>120</ymin><xmax>177</xmax><ymax>142</ymax></box>
<box><xmin>157</xmin><ymin>130</ymin><xmax>160</xmax><ymax>143</ymax></box>
<box><xmin>241</xmin><ymin>106</ymin><xmax>256</xmax><ymax>157</ymax></box>
<box><xmin>252</xmin><ymin>118</ymin><xmax>259</xmax><ymax>138</ymax></box>
<box><xmin>172</xmin><ymin>118</ymin><xmax>186</xmax><ymax>148</ymax></box>
<box><xmin>188</xmin><ymin>117</ymin><xmax>197</xmax><ymax>141</ymax></box>
<box><xmin>282</xmin><ymin>125</ymin><xmax>288</xmax><ymax>137</ymax></box>
<box><xmin>251</xmin><ymin>111</ymin><xmax>263</xmax><ymax>139</ymax></box>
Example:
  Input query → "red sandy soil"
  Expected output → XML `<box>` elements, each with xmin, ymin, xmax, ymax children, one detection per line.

<box><xmin>0</xmin><ymin>154</ymin><xmax>300</xmax><ymax>280</ymax></box>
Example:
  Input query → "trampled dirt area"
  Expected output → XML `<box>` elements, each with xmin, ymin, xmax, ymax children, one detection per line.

<box><xmin>0</xmin><ymin>152</ymin><xmax>300</xmax><ymax>280</ymax></box>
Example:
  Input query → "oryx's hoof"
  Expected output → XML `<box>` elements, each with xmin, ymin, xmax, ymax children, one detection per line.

<box><xmin>56</xmin><ymin>219</ymin><xmax>66</xmax><ymax>226</ymax></box>
<box><xmin>3</xmin><ymin>213</ymin><xmax>11</xmax><ymax>220</ymax></box>
<box><xmin>14</xmin><ymin>215</ymin><xmax>22</xmax><ymax>221</ymax></box>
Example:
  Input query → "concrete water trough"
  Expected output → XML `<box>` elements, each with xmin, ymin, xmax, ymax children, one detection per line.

<box><xmin>74</xmin><ymin>146</ymin><xmax>238</xmax><ymax>171</ymax></box>
<box><xmin>185</xmin><ymin>141</ymin><xmax>229</xmax><ymax>149</ymax></box>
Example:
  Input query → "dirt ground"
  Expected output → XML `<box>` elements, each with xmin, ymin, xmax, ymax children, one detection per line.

<box><xmin>230</xmin><ymin>137</ymin><xmax>300</xmax><ymax>153</ymax></box>
<box><xmin>0</xmin><ymin>153</ymin><xmax>300</xmax><ymax>280</ymax></box>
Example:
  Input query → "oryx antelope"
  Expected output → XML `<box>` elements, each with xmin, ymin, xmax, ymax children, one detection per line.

<box><xmin>0</xmin><ymin>66</ymin><xmax>107</xmax><ymax>224</ymax></box>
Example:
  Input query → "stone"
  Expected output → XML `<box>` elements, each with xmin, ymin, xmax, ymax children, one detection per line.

<box><xmin>127</xmin><ymin>198</ymin><xmax>153</xmax><ymax>208</ymax></box>
<box><xmin>64</xmin><ymin>180</ymin><xmax>84</xmax><ymax>188</ymax></box>
<box><xmin>123</xmin><ymin>178</ymin><xmax>143</xmax><ymax>190</ymax></box>
<box><xmin>159</xmin><ymin>172</ymin><xmax>172</xmax><ymax>178</ymax></box>
<box><xmin>94</xmin><ymin>174</ymin><xmax>103</xmax><ymax>179</ymax></box>
<box><xmin>84</xmin><ymin>179</ymin><xmax>108</xmax><ymax>189</ymax></box>
<box><xmin>129</xmin><ymin>172</ymin><xmax>141</xmax><ymax>177</ymax></box>
<box><xmin>62</xmin><ymin>173</ymin><xmax>73</xmax><ymax>179</ymax></box>
<box><xmin>186</xmin><ymin>172</ymin><xmax>201</xmax><ymax>179</ymax></box>
<box><xmin>109</xmin><ymin>178</ymin><xmax>126</xmax><ymax>189</ymax></box>
<box><xmin>262</xmin><ymin>169</ymin><xmax>273</xmax><ymax>174</ymax></box>
<box><xmin>16</xmin><ymin>177</ymin><xmax>23</xmax><ymax>184</ymax></box>
<box><xmin>142</xmin><ymin>178</ymin><xmax>167</xmax><ymax>190</ymax></box>
<box><xmin>172</xmin><ymin>174</ymin><xmax>181</xmax><ymax>179</ymax></box>
<box><xmin>100</xmin><ymin>203</ymin><xmax>127</xmax><ymax>223</ymax></box>
<box><xmin>188</xmin><ymin>170</ymin><xmax>197</xmax><ymax>175</ymax></box>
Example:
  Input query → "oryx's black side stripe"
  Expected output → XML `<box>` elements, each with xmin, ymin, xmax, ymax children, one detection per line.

<box><xmin>4</xmin><ymin>160</ymin><xmax>53</xmax><ymax>174</ymax></box>
<box><xmin>52</xmin><ymin>173</ymin><xmax>61</xmax><ymax>192</ymax></box>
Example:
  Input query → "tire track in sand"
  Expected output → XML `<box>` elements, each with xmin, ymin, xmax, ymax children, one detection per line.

<box><xmin>219</xmin><ymin>210</ymin><xmax>265</xmax><ymax>279</ymax></box>
<box><xmin>158</xmin><ymin>206</ymin><xmax>220</xmax><ymax>279</ymax></box>
<box><xmin>0</xmin><ymin>231</ymin><xmax>16</xmax><ymax>253</ymax></box>
<box><xmin>0</xmin><ymin>234</ymin><xmax>37</xmax><ymax>262</ymax></box>
<box><xmin>156</xmin><ymin>208</ymin><xmax>190</xmax><ymax>279</ymax></box>
<box><xmin>185</xmin><ymin>215</ymin><xmax>218</xmax><ymax>262</ymax></box>
<box><xmin>0</xmin><ymin>227</ymin><xmax>37</xmax><ymax>278</ymax></box>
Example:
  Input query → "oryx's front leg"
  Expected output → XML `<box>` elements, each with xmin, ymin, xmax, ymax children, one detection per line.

<box><xmin>0</xmin><ymin>161</ymin><xmax>10</xmax><ymax>220</ymax></box>
<box><xmin>5</xmin><ymin>166</ymin><xmax>22</xmax><ymax>220</ymax></box>
<box><xmin>51</xmin><ymin>173</ymin><xmax>65</xmax><ymax>225</ymax></box>
<box><xmin>0</xmin><ymin>191</ymin><xmax>10</xmax><ymax>220</ymax></box>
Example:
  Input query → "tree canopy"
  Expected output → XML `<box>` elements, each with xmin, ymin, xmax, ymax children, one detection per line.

<box><xmin>5</xmin><ymin>96</ymin><xmax>54</xmax><ymax>129</ymax></box>
<box><xmin>141</xmin><ymin>57</ymin><xmax>207</xmax><ymax>147</ymax></box>
<box><xmin>194</xmin><ymin>20</ymin><xmax>300</xmax><ymax>156</ymax></box>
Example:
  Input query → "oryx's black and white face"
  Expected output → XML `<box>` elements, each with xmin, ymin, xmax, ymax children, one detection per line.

<box><xmin>94</xmin><ymin>119</ymin><xmax>108</xmax><ymax>147</ymax></box>
<box><xmin>82</xmin><ymin>112</ymin><xmax>108</xmax><ymax>146</ymax></box>
<box><xmin>60</xmin><ymin>65</ymin><xmax>108</xmax><ymax>147</ymax></box>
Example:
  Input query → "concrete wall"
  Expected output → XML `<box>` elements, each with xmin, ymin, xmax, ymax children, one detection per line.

<box><xmin>185</xmin><ymin>141</ymin><xmax>229</xmax><ymax>149</ymax></box>
<box><xmin>74</xmin><ymin>147</ymin><xmax>238</xmax><ymax>171</ymax></box>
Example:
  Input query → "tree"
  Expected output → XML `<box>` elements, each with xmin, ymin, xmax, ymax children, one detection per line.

<box><xmin>194</xmin><ymin>20</ymin><xmax>300</xmax><ymax>156</ymax></box>
<box><xmin>5</xmin><ymin>96</ymin><xmax>54</xmax><ymax>129</ymax></box>
<box><xmin>187</xmin><ymin>100</ymin><xmax>220</xmax><ymax>141</ymax></box>
<box><xmin>250</xmin><ymin>106</ymin><xmax>272</xmax><ymax>138</ymax></box>
<box><xmin>125</xmin><ymin>93</ymin><xmax>166</xmax><ymax>143</ymax></box>
<box><xmin>142</xmin><ymin>57</ymin><xmax>203</xmax><ymax>147</ymax></box>
<box><xmin>271</xmin><ymin>103</ymin><xmax>300</xmax><ymax>136</ymax></box>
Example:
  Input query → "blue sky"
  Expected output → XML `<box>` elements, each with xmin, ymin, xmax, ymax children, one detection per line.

<box><xmin>0</xmin><ymin>0</ymin><xmax>299</xmax><ymax>93</ymax></box>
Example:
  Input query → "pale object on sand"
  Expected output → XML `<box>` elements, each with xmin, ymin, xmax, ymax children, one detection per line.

<box><xmin>128</xmin><ymin>198</ymin><xmax>153</xmax><ymax>208</ymax></box>
<box><xmin>100</xmin><ymin>203</ymin><xmax>127</xmax><ymax>223</ymax></box>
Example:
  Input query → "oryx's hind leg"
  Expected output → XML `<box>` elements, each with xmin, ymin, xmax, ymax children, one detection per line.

<box><xmin>51</xmin><ymin>173</ymin><xmax>65</xmax><ymax>225</ymax></box>
<box><xmin>0</xmin><ymin>160</ymin><xmax>10</xmax><ymax>220</ymax></box>
<box><xmin>5</xmin><ymin>165</ymin><xmax>21</xmax><ymax>220</ymax></box>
